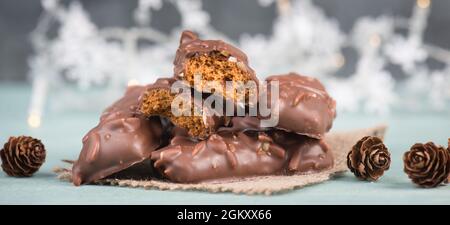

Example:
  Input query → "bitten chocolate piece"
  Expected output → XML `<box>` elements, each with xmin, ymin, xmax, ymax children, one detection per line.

<box><xmin>139</xmin><ymin>77</ymin><xmax>225</xmax><ymax>139</ymax></box>
<box><xmin>151</xmin><ymin>128</ymin><xmax>287</xmax><ymax>183</ymax></box>
<box><xmin>173</xmin><ymin>30</ymin><xmax>259</xmax><ymax>103</ymax></box>
<box><xmin>270</xmin><ymin>130</ymin><xmax>334</xmax><ymax>173</ymax></box>
<box><xmin>265</xmin><ymin>73</ymin><xmax>336</xmax><ymax>139</ymax></box>
<box><xmin>72</xmin><ymin>85</ymin><xmax>164</xmax><ymax>186</ymax></box>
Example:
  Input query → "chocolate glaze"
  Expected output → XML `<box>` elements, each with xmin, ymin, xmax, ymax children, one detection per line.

<box><xmin>265</xmin><ymin>73</ymin><xmax>336</xmax><ymax>139</ymax></box>
<box><xmin>104</xmin><ymin>159</ymin><xmax>157</xmax><ymax>180</ymax></box>
<box><xmin>173</xmin><ymin>30</ymin><xmax>258</xmax><ymax>84</ymax></box>
<box><xmin>72</xmin><ymin>85</ymin><xmax>164</xmax><ymax>186</ymax></box>
<box><xmin>270</xmin><ymin>130</ymin><xmax>334</xmax><ymax>173</ymax></box>
<box><xmin>151</xmin><ymin>129</ymin><xmax>288</xmax><ymax>183</ymax></box>
<box><xmin>151</xmin><ymin>126</ymin><xmax>334</xmax><ymax>183</ymax></box>
<box><xmin>218</xmin><ymin>116</ymin><xmax>334</xmax><ymax>173</ymax></box>
<box><xmin>217</xmin><ymin>116</ymin><xmax>263</xmax><ymax>133</ymax></box>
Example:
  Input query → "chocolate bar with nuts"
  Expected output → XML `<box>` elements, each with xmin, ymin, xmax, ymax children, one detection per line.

<box><xmin>72</xmin><ymin>85</ymin><xmax>164</xmax><ymax>186</ymax></box>
<box><xmin>264</xmin><ymin>73</ymin><xmax>336</xmax><ymax>139</ymax></box>
<box><xmin>151</xmin><ymin>128</ymin><xmax>287</xmax><ymax>183</ymax></box>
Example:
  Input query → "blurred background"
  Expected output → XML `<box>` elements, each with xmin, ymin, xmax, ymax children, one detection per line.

<box><xmin>0</xmin><ymin>0</ymin><xmax>449</xmax><ymax>128</ymax></box>
<box><xmin>2</xmin><ymin>0</ymin><xmax>450</xmax><ymax>80</ymax></box>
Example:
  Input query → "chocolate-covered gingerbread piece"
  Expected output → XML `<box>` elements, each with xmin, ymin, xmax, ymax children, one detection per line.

<box><xmin>218</xmin><ymin>116</ymin><xmax>334</xmax><ymax>173</ymax></box>
<box><xmin>265</xmin><ymin>73</ymin><xmax>336</xmax><ymax>139</ymax></box>
<box><xmin>72</xmin><ymin>85</ymin><xmax>164</xmax><ymax>186</ymax></box>
<box><xmin>270</xmin><ymin>130</ymin><xmax>334</xmax><ymax>173</ymax></box>
<box><xmin>152</xmin><ymin>127</ymin><xmax>334</xmax><ymax>183</ymax></box>
<box><xmin>139</xmin><ymin>77</ymin><xmax>226</xmax><ymax>139</ymax></box>
<box><xmin>173</xmin><ymin>30</ymin><xmax>259</xmax><ymax>104</ymax></box>
<box><xmin>151</xmin><ymin>128</ymin><xmax>287</xmax><ymax>183</ymax></box>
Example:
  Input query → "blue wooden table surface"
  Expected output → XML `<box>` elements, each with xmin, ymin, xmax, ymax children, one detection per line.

<box><xmin>0</xmin><ymin>83</ymin><xmax>449</xmax><ymax>204</ymax></box>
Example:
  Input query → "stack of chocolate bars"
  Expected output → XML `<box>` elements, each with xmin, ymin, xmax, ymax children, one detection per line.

<box><xmin>72</xmin><ymin>31</ymin><xmax>336</xmax><ymax>185</ymax></box>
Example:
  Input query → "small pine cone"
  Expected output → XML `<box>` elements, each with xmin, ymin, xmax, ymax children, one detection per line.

<box><xmin>347</xmin><ymin>136</ymin><xmax>391</xmax><ymax>181</ymax></box>
<box><xmin>0</xmin><ymin>136</ymin><xmax>46</xmax><ymax>177</ymax></box>
<box><xmin>404</xmin><ymin>142</ymin><xmax>450</xmax><ymax>188</ymax></box>
<box><xmin>448</xmin><ymin>138</ymin><xmax>450</xmax><ymax>183</ymax></box>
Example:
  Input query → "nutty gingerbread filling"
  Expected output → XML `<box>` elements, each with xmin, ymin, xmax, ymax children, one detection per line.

<box><xmin>183</xmin><ymin>51</ymin><xmax>255</xmax><ymax>103</ymax></box>
<box><xmin>139</xmin><ymin>88</ymin><xmax>208</xmax><ymax>138</ymax></box>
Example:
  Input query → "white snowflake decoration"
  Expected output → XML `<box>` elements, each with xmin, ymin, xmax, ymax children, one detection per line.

<box><xmin>240</xmin><ymin>0</ymin><xmax>345</xmax><ymax>78</ymax></box>
<box><xmin>134</xmin><ymin>0</ymin><xmax>163</xmax><ymax>26</ymax></box>
<box><xmin>385</xmin><ymin>36</ymin><xmax>428</xmax><ymax>73</ymax></box>
<box><xmin>429</xmin><ymin>70</ymin><xmax>450</xmax><ymax>110</ymax></box>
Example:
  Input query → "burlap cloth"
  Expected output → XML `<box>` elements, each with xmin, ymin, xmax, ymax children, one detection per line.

<box><xmin>54</xmin><ymin>125</ymin><xmax>387</xmax><ymax>195</ymax></box>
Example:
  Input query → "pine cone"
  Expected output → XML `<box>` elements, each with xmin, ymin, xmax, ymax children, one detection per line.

<box><xmin>347</xmin><ymin>136</ymin><xmax>391</xmax><ymax>181</ymax></box>
<box><xmin>404</xmin><ymin>142</ymin><xmax>450</xmax><ymax>188</ymax></box>
<box><xmin>448</xmin><ymin>138</ymin><xmax>450</xmax><ymax>183</ymax></box>
<box><xmin>0</xmin><ymin>136</ymin><xmax>46</xmax><ymax>177</ymax></box>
